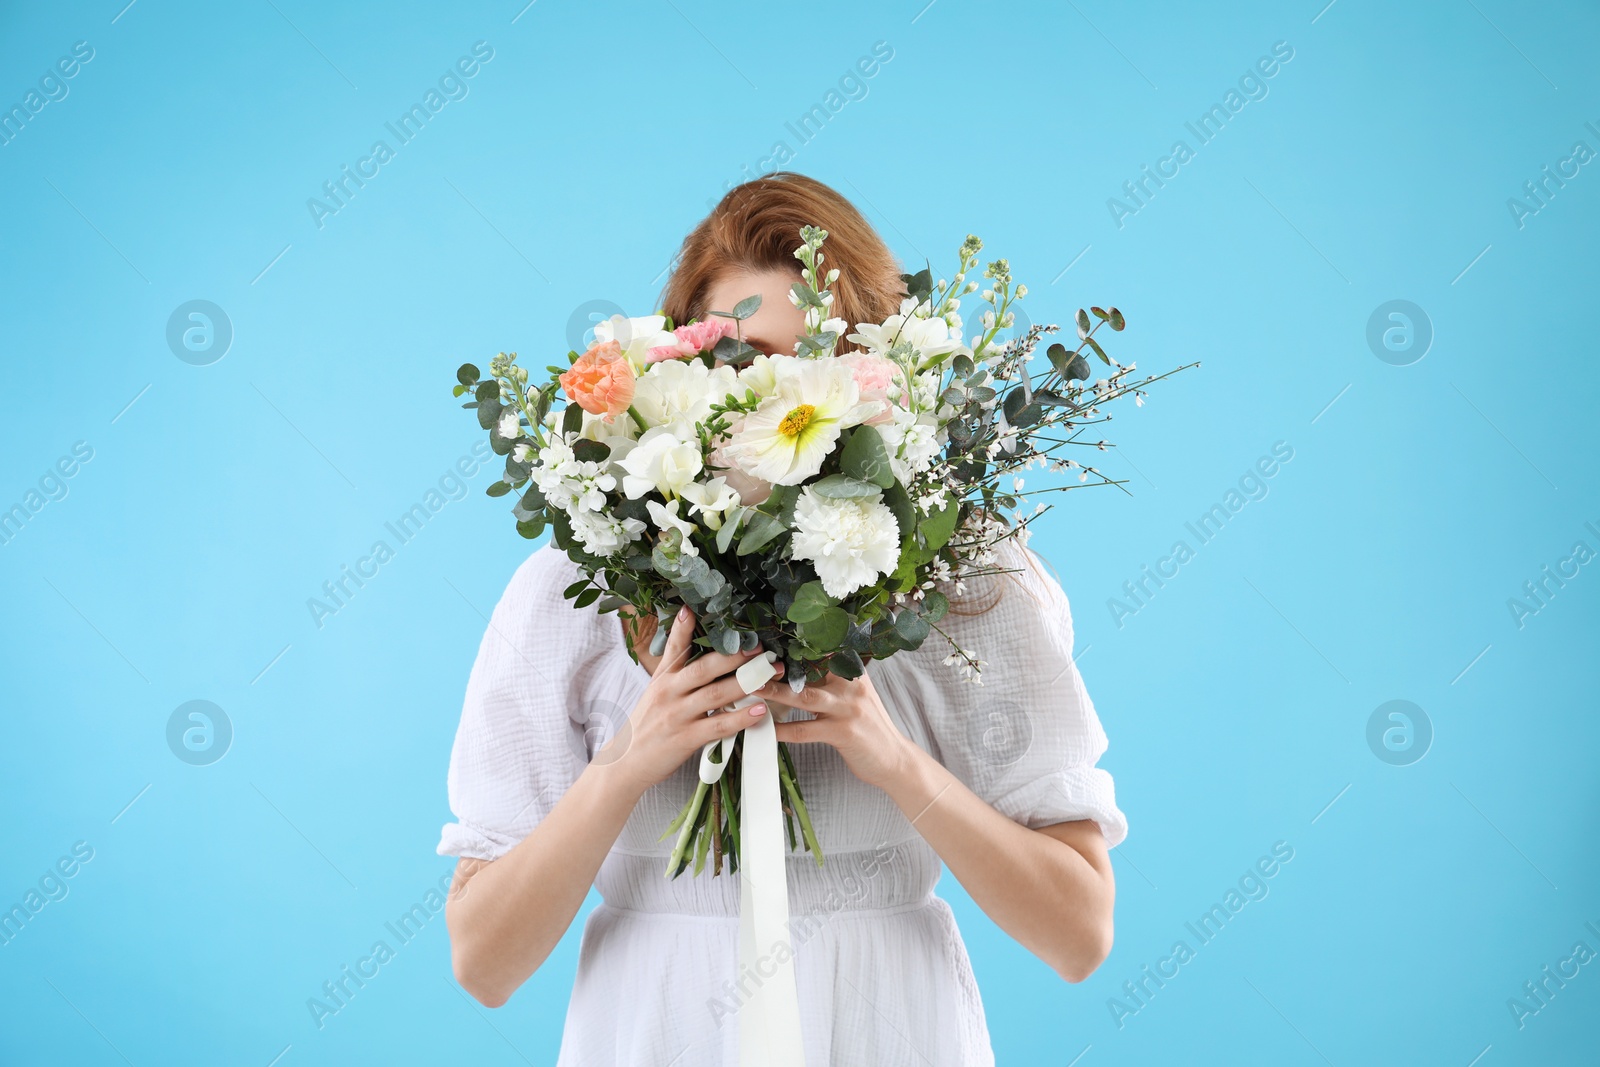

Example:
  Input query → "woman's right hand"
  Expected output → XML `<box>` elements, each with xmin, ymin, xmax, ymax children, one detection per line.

<box><xmin>597</xmin><ymin>605</ymin><xmax>767</xmax><ymax>796</ymax></box>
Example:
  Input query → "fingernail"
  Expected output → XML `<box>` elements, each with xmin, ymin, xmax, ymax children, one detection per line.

<box><xmin>748</xmin><ymin>703</ymin><xmax>767</xmax><ymax>717</ymax></box>
<box><xmin>676</xmin><ymin>606</ymin><xmax>690</xmax><ymax>622</ymax></box>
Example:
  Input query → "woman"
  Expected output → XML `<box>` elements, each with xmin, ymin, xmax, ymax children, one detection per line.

<box><xmin>438</xmin><ymin>173</ymin><xmax>1126</xmax><ymax>1065</ymax></box>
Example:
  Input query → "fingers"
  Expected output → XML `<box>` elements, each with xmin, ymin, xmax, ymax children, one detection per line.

<box><xmin>676</xmin><ymin>644</ymin><xmax>764</xmax><ymax>690</ymax></box>
<box><xmin>682</xmin><ymin>675</ymin><xmax>761</xmax><ymax>718</ymax></box>
<box><xmin>658</xmin><ymin>606</ymin><xmax>696</xmax><ymax>674</ymax></box>
<box><xmin>693</xmin><ymin>702</ymin><xmax>767</xmax><ymax>745</ymax></box>
<box><xmin>774</xmin><ymin>719</ymin><xmax>831</xmax><ymax>745</ymax></box>
<box><xmin>758</xmin><ymin>679</ymin><xmax>839</xmax><ymax>714</ymax></box>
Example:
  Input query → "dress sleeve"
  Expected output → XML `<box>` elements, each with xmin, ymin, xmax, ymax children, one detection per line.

<box><xmin>436</xmin><ymin>545</ymin><xmax>607</xmax><ymax>863</ymax></box>
<box><xmin>879</xmin><ymin>539</ymin><xmax>1129</xmax><ymax>847</ymax></box>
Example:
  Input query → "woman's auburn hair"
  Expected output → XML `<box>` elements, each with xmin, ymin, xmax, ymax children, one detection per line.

<box><xmin>659</xmin><ymin>173</ymin><xmax>907</xmax><ymax>343</ymax></box>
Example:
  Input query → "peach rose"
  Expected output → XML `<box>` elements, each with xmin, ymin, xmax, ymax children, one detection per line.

<box><xmin>560</xmin><ymin>340</ymin><xmax>635</xmax><ymax>421</ymax></box>
<box><xmin>647</xmin><ymin>318</ymin><xmax>739</xmax><ymax>363</ymax></box>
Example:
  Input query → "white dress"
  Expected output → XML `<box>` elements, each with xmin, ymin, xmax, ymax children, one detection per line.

<box><xmin>438</xmin><ymin>542</ymin><xmax>1127</xmax><ymax>1066</ymax></box>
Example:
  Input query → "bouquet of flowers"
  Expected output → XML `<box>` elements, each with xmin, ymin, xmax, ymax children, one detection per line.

<box><xmin>451</xmin><ymin>226</ymin><xmax>1192</xmax><ymax>879</ymax></box>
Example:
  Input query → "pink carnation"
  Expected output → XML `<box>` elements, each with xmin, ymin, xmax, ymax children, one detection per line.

<box><xmin>646</xmin><ymin>318</ymin><xmax>739</xmax><ymax>363</ymax></box>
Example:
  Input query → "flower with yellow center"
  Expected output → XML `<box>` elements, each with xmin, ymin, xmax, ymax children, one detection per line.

<box><xmin>723</xmin><ymin>360</ymin><xmax>880</xmax><ymax>486</ymax></box>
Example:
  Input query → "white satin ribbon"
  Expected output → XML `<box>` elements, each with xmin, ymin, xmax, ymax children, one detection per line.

<box><xmin>693</xmin><ymin>651</ymin><xmax>806</xmax><ymax>1066</ymax></box>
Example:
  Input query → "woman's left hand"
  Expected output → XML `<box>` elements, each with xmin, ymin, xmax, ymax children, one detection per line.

<box><xmin>758</xmin><ymin>672</ymin><xmax>917</xmax><ymax>790</ymax></box>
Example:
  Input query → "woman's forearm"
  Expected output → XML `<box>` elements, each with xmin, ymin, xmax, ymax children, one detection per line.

<box><xmin>878</xmin><ymin>741</ymin><xmax>1115</xmax><ymax>982</ymax></box>
<box><xmin>447</xmin><ymin>759</ymin><xmax>646</xmax><ymax>1007</ymax></box>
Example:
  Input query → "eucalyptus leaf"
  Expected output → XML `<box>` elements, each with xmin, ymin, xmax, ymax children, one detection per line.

<box><xmin>572</xmin><ymin>438</ymin><xmax>610</xmax><ymax>463</ymax></box>
<box><xmin>787</xmin><ymin>581</ymin><xmax>833</xmax><ymax>624</ymax></box>
<box><xmin>798</xmin><ymin>606</ymin><xmax>849</xmax><ymax>651</ymax></box>
<box><xmin>737</xmin><ymin>512</ymin><xmax>785</xmax><ymax>556</ymax></box>
<box><xmin>841</xmin><ymin>425</ymin><xmax>894</xmax><ymax>487</ymax></box>
<box><xmin>883</xmin><ymin>480</ymin><xmax>914</xmax><ymax>539</ymax></box>
<box><xmin>829</xmin><ymin>648</ymin><xmax>865</xmax><ymax>680</ymax></box>
<box><xmin>894</xmin><ymin>609</ymin><xmax>931</xmax><ymax>647</ymax></box>
<box><xmin>809</xmin><ymin>475</ymin><xmax>881</xmax><ymax>500</ymax></box>
<box><xmin>562</xmin><ymin>403</ymin><xmax>584</xmax><ymax>435</ymax></box>
<box><xmin>1047</xmin><ymin>343</ymin><xmax>1072</xmax><ymax>376</ymax></box>
<box><xmin>921</xmin><ymin>499</ymin><xmax>960</xmax><ymax>552</ymax></box>
<box><xmin>731</xmin><ymin>294</ymin><xmax>762</xmax><ymax>320</ymax></box>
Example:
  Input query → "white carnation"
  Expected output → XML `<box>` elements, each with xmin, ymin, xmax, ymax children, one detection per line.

<box><xmin>790</xmin><ymin>487</ymin><xmax>901</xmax><ymax>599</ymax></box>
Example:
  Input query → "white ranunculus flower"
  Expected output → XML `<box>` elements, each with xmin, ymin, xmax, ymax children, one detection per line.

<box><xmin>736</xmin><ymin>352</ymin><xmax>799</xmax><ymax>398</ymax></box>
<box><xmin>645</xmin><ymin>498</ymin><xmax>698</xmax><ymax>556</ymax></box>
<box><xmin>679</xmin><ymin>476</ymin><xmax>742</xmax><ymax>531</ymax></box>
<box><xmin>593</xmin><ymin>314</ymin><xmax>677</xmax><ymax>372</ymax></box>
<box><xmin>578</xmin><ymin>408</ymin><xmax>639</xmax><ymax>444</ymax></box>
<box><xmin>724</xmin><ymin>359</ymin><xmax>879</xmax><ymax>486</ymax></box>
<box><xmin>632</xmin><ymin>359</ymin><xmax>739</xmax><ymax>428</ymax></box>
<box><xmin>790</xmin><ymin>487</ymin><xmax>901</xmax><ymax>599</ymax></box>
<box><xmin>618</xmin><ymin>425</ymin><xmax>702</xmax><ymax>500</ymax></box>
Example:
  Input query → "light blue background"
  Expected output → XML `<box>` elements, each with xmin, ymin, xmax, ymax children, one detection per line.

<box><xmin>2</xmin><ymin>0</ymin><xmax>1597</xmax><ymax>1063</ymax></box>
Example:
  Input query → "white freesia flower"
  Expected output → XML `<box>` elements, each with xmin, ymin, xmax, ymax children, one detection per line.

<box><xmin>618</xmin><ymin>425</ymin><xmax>702</xmax><ymax>500</ymax></box>
<box><xmin>569</xmin><ymin>508</ymin><xmax>645</xmax><ymax>556</ymax></box>
<box><xmin>724</xmin><ymin>359</ymin><xmax>878</xmax><ymax>486</ymax></box>
<box><xmin>680</xmin><ymin>477</ymin><xmax>742</xmax><ymax>531</ymax></box>
<box><xmin>593</xmin><ymin>313</ymin><xmax>677</xmax><ymax>372</ymax></box>
<box><xmin>790</xmin><ymin>487</ymin><xmax>901</xmax><ymax>599</ymax></box>
<box><xmin>632</xmin><ymin>359</ymin><xmax>740</xmax><ymax>427</ymax></box>
<box><xmin>645</xmin><ymin>498</ymin><xmax>698</xmax><ymax>556</ymax></box>
<box><xmin>736</xmin><ymin>352</ymin><xmax>798</xmax><ymax>398</ymax></box>
<box><xmin>848</xmin><ymin>312</ymin><xmax>965</xmax><ymax>365</ymax></box>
